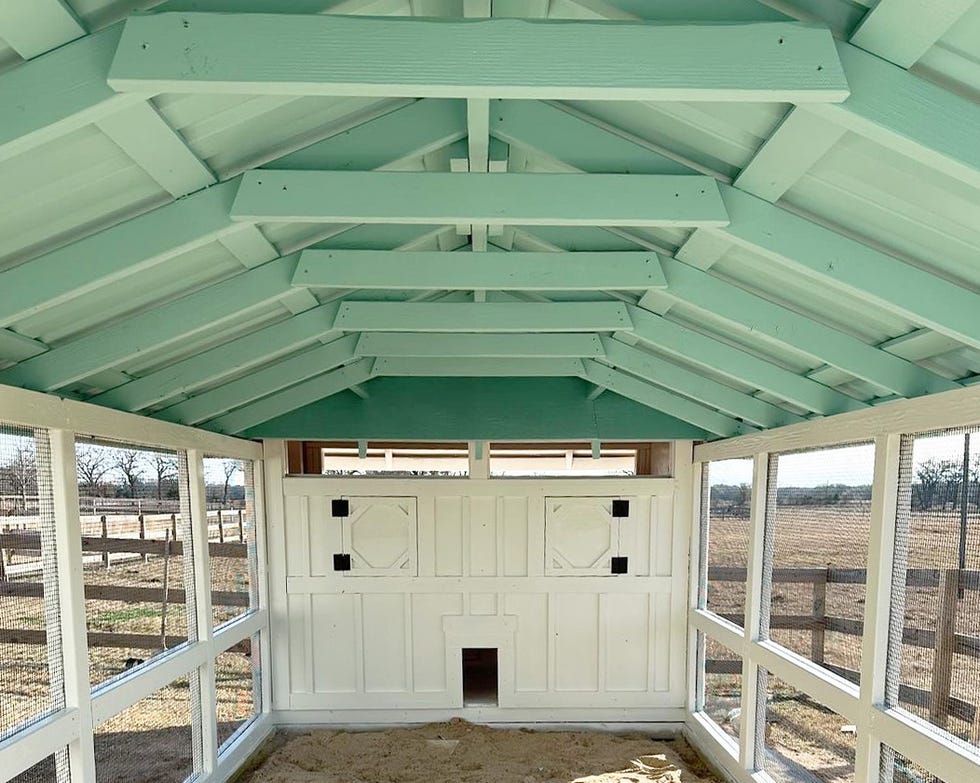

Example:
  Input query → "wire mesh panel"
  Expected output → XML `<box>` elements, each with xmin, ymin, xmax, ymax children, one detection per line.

<box><xmin>215</xmin><ymin>633</ymin><xmax>261</xmax><ymax>752</ymax></box>
<box><xmin>701</xmin><ymin>458</ymin><xmax>754</xmax><ymax>624</ymax></box>
<box><xmin>886</xmin><ymin>427</ymin><xmax>980</xmax><ymax>751</ymax></box>
<box><xmin>94</xmin><ymin>675</ymin><xmax>202</xmax><ymax>783</ymax></box>
<box><xmin>0</xmin><ymin>424</ymin><xmax>65</xmax><ymax>741</ymax></box>
<box><xmin>761</xmin><ymin>670</ymin><xmax>856</xmax><ymax>783</ymax></box>
<box><xmin>765</xmin><ymin>443</ymin><xmax>875</xmax><ymax>684</ymax></box>
<box><xmin>203</xmin><ymin>457</ymin><xmax>258</xmax><ymax>628</ymax></box>
<box><xmin>8</xmin><ymin>748</ymin><xmax>71</xmax><ymax>783</ymax></box>
<box><xmin>880</xmin><ymin>745</ymin><xmax>947</xmax><ymax>783</ymax></box>
<box><xmin>698</xmin><ymin>633</ymin><xmax>743</xmax><ymax>747</ymax></box>
<box><xmin>76</xmin><ymin>439</ymin><xmax>197</xmax><ymax>687</ymax></box>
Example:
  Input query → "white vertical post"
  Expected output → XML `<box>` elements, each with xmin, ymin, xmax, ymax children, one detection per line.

<box><xmin>186</xmin><ymin>449</ymin><xmax>217</xmax><ymax>774</ymax></box>
<box><xmin>251</xmin><ymin>457</ymin><xmax>273</xmax><ymax>715</ymax></box>
<box><xmin>48</xmin><ymin>429</ymin><xmax>97</xmax><ymax>782</ymax></box>
<box><xmin>739</xmin><ymin>452</ymin><xmax>770</xmax><ymax>773</ymax></box>
<box><xmin>469</xmin><ymin>441</ymin><xmax>489</xmax><ymax>480</ymax></box>
<box><xmin>262</xmin><ymin>440</ymin><xmax>291</xmax><ymax>711</ymax></box>
<box><xmin>855</xmin><ymin>434</ymin><xmax>902</xmax><ymax>783</ymax></box>
<box><xmin>687</xmin><ymin>458</ymin><xmax>705</xmax><ymax>714</ymax></box>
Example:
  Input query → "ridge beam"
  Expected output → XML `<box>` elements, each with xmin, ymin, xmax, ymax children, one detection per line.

<box><xmin>231</xmin><ymin>171</ymin><xmax>728</xmax><ymax>227</ymax></box>
<box><xmin>294</xmin><ymin>250</ymin><xmax>667</xmax><ymax>290</ymax></box>
<box><xmin>334</xmin><ymin>302</ymin><xmax>633</xmax><ymax>333</ymax></box>
<box><xmin>372</xmin><ymin>357</ymin><xmax>584</xmax><ymax>376</ymax></box>
<box><xmin>109</xmin><ymin>14</ymin><xmax>848</xmax><ymax>102</ymax></box>
<box><xmin>355</xmin><ymin>332</ymin><xmax>604</xmax><ymax>358</ymax></box>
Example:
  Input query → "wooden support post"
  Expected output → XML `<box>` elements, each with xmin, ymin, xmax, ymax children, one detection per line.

<box><xmin>171</xmin><ymin>512</ymin><xmax>177</xmax><ymax>540</ymax></box>
<box><xmin>812</xmin><ymin>568</ymin><xmax>828</xmax><ymax>665</ymax></box>
<box><xmin>100</xmin><ymin>515</ymin><xmax>109</xmax><ymax>569</ymax></box>
<box><xmin>217</xmin><ymin>509</ymin><xmax>224</xmax><ymax>543</ymax></box>
<box><xmin>238</xmin><ymin>509</ymin><xmax>244</xmax><ymax>542</ymax></box>
<box><xmin>160</xmin><ymin>529</ymin><xmax>171</xmax><ymax>651</ymax></box>
<box><xmin>930</xmin><ymin>568</ymin><xmax>959</xmax><ymax>728</ymax></box>
<box><xmin>0</xmin><ymin>524</ymin><xmax>7</xmax><ymax>581</ymax></box>
<box><xmin>139</xmin><ymin>513</ymin><xmax>148</xmax><ymax>563</ymax></box>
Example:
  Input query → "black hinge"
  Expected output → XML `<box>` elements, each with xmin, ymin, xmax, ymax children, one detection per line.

<box><xmin>331</xmin><ymin>498</ymin><xmax>350</xmax><ymax>517</ymax></box>
<box><xmin>333</xmin><ymin>553</ymin><xmax>351</xmax><ymax>571</ymax></box>
<box><xmin>611</xmin><ymin>499</ymin><xmax>630</xmax><ymax>517</ymax></box>
<box><xmin>611</xmin><ymin>556</ymin><xmax>628</xmax><ymax>575</ymax></box>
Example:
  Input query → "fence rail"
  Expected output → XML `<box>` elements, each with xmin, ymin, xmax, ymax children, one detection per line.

<box><xmin>705</xmin><ymin>565</ymin><xmax>980</xmax><ymax>735</ymax></box>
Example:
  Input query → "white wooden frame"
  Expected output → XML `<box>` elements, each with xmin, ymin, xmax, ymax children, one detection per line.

<box><xmin>687</xmin><ymin>385</ymin><xmax>980</xmax><ymax>783</ymax></box>
<box><xmin>0</xmin><ymin>382</ymin><xmax>271</xmax><ymax>783</ymax></box>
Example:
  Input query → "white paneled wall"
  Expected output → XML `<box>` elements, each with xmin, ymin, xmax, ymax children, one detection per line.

<box><xmin>269</xmin><ymin>472</ymin><xmax>691</xmax><ymax>724</ymax></box>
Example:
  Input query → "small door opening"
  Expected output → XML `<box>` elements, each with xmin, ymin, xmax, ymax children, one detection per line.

<box><xmin>462</xmin><ymin>648</ymin><xmax>498</xmax><ymax>706</ymax></box>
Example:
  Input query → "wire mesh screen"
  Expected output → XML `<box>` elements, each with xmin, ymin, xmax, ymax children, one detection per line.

<box><xmin>886</xmin><ymin>427</ymin><xmax>980</xmax><ymax>752</ymax></box>
<box><xmin>762</xmin><ymin>670</ymin><xmax>856</xmax><ymax>783</ymax></box>
<box><xmin>0</xmin><ymin>424</ymin><xmax>65</xmax><ymax>742</ymax></box>
<box><xmin>203</xmin><ymin>457</ymin><xmax>257</xmax><ymax>628</ymax></box>
<box><xmin>880</xmin><ymin>745</ymin><xmax>947</xmax><ymax>783</ymax></box>
<box><xmin>699</xmin><ymin>633</ymin><xmax>742</xmax><ymax>746</ymax></box>
<box><xmin>76</xmin><ymin>439</ymin><xmax>196</xmax><ymax>687</ymax></box>
<box><xmin>9</xmin><ymin>748</ymin><xmax>71</xmax><ymax>783</ymax></box>
<box><xmin>215</xmin><ymin>632</ymin><xmax>261</xmax><ymax>752</ymax></box>
<box><xmin>94</xmin><ymin>675</ymin><xmax>201</xmax><ymax>783</ymax></box>
<box><xmin>702</xmin><ymin>458</ymin><xmax>754</xmax><ymax>624</ymax></box>
<box><xmin>765</xmin><ymin>443</ymin><xmax>875</xmax><ymax>685</ymax></box>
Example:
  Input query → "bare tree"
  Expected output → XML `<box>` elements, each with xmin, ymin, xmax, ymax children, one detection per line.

<box><xmin>150</xmin><ymin>453</ymin><xmax>178</xmax><ymax>500</ymax></box>
<box><xmin>221</xmin><ymin>460</ymin><xmax>241</xmax><ymax>506</ymax></box>
<box><xmin>7</xmin><ymin>443</ymin><xmax>37</xmax><ymax>512</ymax></box>
<box><xmin>76</xmin><ymin>445</ymin><xmax>112</xmax><ymax>497</ymax></box>
<box><xmin>113</xmin><ymin>449</ymin><xmax>145</xmax><ymax>498</ymax></box>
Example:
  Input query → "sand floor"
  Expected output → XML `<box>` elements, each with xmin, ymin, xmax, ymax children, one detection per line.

<box><xmin>237</xmin><ymin>721</ymin><xmax>723</xmax><ymax>783</ymax></box>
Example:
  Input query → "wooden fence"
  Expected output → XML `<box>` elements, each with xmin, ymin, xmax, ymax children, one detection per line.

<box><xmin>705</xmin><ymin>565</ymin><xmax>980</xmax><ymax>738</ymax></box>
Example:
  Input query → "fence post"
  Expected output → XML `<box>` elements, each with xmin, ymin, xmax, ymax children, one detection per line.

<box><xmin>812</xmin><ymin>568</ymin><xmax>828</xmax><ymax>665</ymax></box>
<box><xmin>139</xmin><ymin>513</ymin><xmax>148</xmax><ymax>563</ymax></box>
<box><xmin>218</xmin><ymin>509</ymin><xmax>224</xmax><ymax>543</ymax></box>
<box><xmin>238</xmin><ymin>508</ymin><xmax>244</xmax><ymax>542</ymax></box>
<box><xmin>930</xmin><ymin>568</ymin><xmax>959</xmax><ymax>728</ymax></box>
<box><xmin>0</xmin><ymin>524</ymin><xmax>7</xmax><ymax>581</ymax></box>
<box><xmin>171</xmin><ymin>512</ymin><xmax>177</xmax><ymax>541</ymax></box>
<box><xmin>100</xmin><ymin>515</ymin><xmax>109</xmax><ymax>570</ymax></box>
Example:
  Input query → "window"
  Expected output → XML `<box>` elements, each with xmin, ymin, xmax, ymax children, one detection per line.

<box><xmin>321</xmin><ymin>442</ymin><xmax>469</xmax><ymax>477</ymax></box>
<box><xmin>489</xmin><ymin>442</ymin><xmax>669</xmax><ymax>477</ymax></box>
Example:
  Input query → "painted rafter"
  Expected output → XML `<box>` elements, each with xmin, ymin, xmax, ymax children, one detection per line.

<box><xmin>372</xmin><ymin>357</ymin><xmax>585</xmax><ymax>377</ymax></box>
<box><xmin>333</xmin><ymin>302</ymin><xmax>633</xmax><ymax>333</ymax></box>
<box><xmin>108</xmin><ymin>13</ymin><xmax>848</xmax><ymax>102</ymax></box>
<box><xmin>0</xmin><ymin>0</ymin><xmax>84</xmax><ymax>59</ymax></box>
<box><xmin>293</xmin><ymin>250</ymin><xmax>667</xmax><ymax>290</ymax></box>
<box><xmin>205</xmin><ymin>358</ymin><xmax>375</xmax><ymax>435</ymax></box>
<box><xmin>850</xmin><ymin>0</ymin><xmax>976</xmax><ymax>69</ymax></box>
<box><xmin>156</xmin><ymin>334</ymin><xmax>360</xmax><ymax>425</ymax></box>
<box><xmin>230</xmin><ymin>171</ymin><xmax>728</xmax><ymax>227</ymax></box>
<box><xmin>491</xmin><ymin>100</ymin><xmax>980</xmax><ymax>354</ymax></box>
<box><xmin>355</xmin><ymin>333</ymin><xmax>604</xmax><ymax>358</ymax></box>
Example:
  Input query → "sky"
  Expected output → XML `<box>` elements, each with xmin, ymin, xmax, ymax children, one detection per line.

<box><xmin>708</xmin><ymin>432</ymin><xmax>976</xmax><ymax>488</ymax></box>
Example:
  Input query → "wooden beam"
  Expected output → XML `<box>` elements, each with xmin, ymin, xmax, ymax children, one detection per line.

<box><xmin>0</xmin><ymin>255</ymin><xmax>299</xmax><ymax>392</ymax></box>
<box><xmin>156</xmin><ymin>335</ymin><xmax>359</xmax><ymax>425</ymax></box>
<box><xmin>355</xmin><ymin>332</ymin><xmax>604</xmax><ymax>358</ymax></box>
<box><xmin>850</xmin><ymin>0</ymin><xmax>976</xmax><ymax>68</ymax></box>
<box><xmin>109</xmin><ymin>14</ymin><xmax>848</xmax><ymax>102</ymax></box>
<box><xmin>599</xmin><ymin>337</ymin><xmax>803</xmax><ymax>429</ymax></box>
<box><xmin>580</xmin><ymin>361</ymin><xmax>752</xmax><ymax>437</ymax></box>
<box><xmin>294</xmin><ymin>250</ymin><xmax>667</xmax><ymax>290</ymax></box>
<box><xmin>333</xmin><ymin>302</ymin><xmax>633</xmax><ymax>333</ymax></box>
<box><xmin>205</xmin><ymin>359</ymin><xmax>374</xmax><ymax>435</ymax></box>
<box><xmin>0</xmin><ymin>0</ymin><xmax>84</xmax><ymax>59</ymax></box>
<box><xmin>656</xmin><ymin>257</ymin><xmax>958</xmax><ymax>397</ymax></box>
<box><xmin>231</xmin><ymin>171</ymin><xmax>728</xmax><ymax>227</ymax></box>
<box><xmin>626</xmin><ymin>306</ymin><xmax>865</xmax><ymax>416</ymax></box>
<box><xmin>95</xmin><ymin>102</ymin><xmax>215</xmax><ymax>197</ymax></box>
<box><xmin>372</xmin><ymin>357</ymin><xmax>585</xmax><ymax>376</ymax></box>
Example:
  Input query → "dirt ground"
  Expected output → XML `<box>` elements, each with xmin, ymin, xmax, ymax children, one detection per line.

<box><xmin>238</xmin><ymin>722</ymin><xmax>722</xmax><ymax>783</ymax></box>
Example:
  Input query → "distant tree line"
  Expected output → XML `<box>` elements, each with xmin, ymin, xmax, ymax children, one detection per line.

<box><xmin>913</xmin><ymin>456</ymin><xmax>979</xmax><ymax>511</ymax></box>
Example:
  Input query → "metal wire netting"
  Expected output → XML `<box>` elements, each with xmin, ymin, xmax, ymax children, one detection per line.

<box><xmin>94</xmin><ymin>676</ymin><xmax>200</xmax><ymax>783</ymax></box>
<box><xmin>700</xmin><ymin>634</ymin><xmax>742</xmax><ymax>745</ymax></box>
<box><xmin>703</xmin><ymin>458</ymin><xmax>754</xmax><ymax>624</ymax></box>
<box><xmin>880</xmin><ymin>745</ymin><xmax>947</xmax><ymax>783</ymax></box>
<box><xmin>886</xmin><ymin>427</ymin><xmax>980</xmax><ymax>753</ymax></box>
<box><xmin>9</xmin><ymin>749</ymin><xmax>71</xmax><ymax>783</ymax></box>
<box><xmin>762</xmin><ymin>670</ymin><xmax>856</xmax><ymax>783</ymax></box>
<box><xmin>764</xmin><ymin>443</ymin><xmax>875</xmax><ymax>684</ymax></box>
<box><xmin>0</xmin><ymin>424</ymin><xmax>65</xmax><ymax>746</ymax></box>
<box><xmin>78</xmin><ymin>440</ymin><xmax>197</xmax><ymax>687</ymax></box>
<box><xmin>203</xmin><ymin>457</ymin><xmax>257</xmax><ymax>628</ymax></box>
<box><xmin>216</xmin><ymin>633</ymin><xmax>261</xmax><ymax>752</ymax></box>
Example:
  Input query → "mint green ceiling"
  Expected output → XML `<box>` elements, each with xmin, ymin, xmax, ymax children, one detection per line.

<box><xmin>0</xmin><ymin>0</ymin><xmax>979</xmax><ymax>442</ymax></box>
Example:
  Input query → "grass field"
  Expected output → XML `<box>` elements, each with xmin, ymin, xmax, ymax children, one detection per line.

<box><xmin>702</xmin><ymin>503</ymin><xmax>980</xmax><ymax>783</ymax></box>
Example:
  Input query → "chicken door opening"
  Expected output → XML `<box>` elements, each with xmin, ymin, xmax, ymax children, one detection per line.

<box><xmin>462</xmin><ymin>648</ymin><xmax>498</xmax><ymax>706</ymax></box>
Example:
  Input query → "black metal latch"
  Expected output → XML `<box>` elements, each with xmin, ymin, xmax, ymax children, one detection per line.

<box><xmin>611</xmin><ymin>556</ymin><xmax>628</xmax><ymax>574</ymax></box>
<box><xmin>333</xmin><ymin>553</ymin><xmax>351</xmax><ymax>571</ymax></box>
<box><xmin>332</xmin><ymin>499</ymin><xmax>349</xmax><ymax>517</ymax></box>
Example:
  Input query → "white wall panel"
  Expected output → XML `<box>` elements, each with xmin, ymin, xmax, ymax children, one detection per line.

<box><xmin>277</xmin><ymin>476</ymin><xmax>685</xmax><ymax>722</ymax></box>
